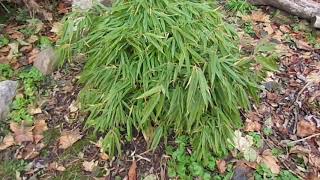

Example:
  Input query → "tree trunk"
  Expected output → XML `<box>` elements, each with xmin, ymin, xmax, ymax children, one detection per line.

<box><xmin>249</xmin><ymin>0</ymin><xmax>320</xmax><ymax>28</ymax></box>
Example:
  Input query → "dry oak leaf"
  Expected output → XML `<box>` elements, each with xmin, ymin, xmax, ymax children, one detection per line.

<box><xmin>58</xmin><ymin>129</ymin><xmax>83</xmax><ymax>149</ymax></box>
<box><xmin>51</xmin><ymin>22</ymin><xmax>63</xmax><ymax>34</ymax></box>
<box><xmin>33</xmin><ymin>120</ymin><xmax>48</xmax><ymax>143</ymax></box>
<box><xmin>28</xmin><ymin>48</ymin><xmax>40</xmax><ymax>64</ymax></box>
<box><xmin>99</xmin><ymin>152</ymin><xmax>109</xmax><ymax>160</ymax></box>
<box><xmin>258</xmin><ymin>149</ymin><xmax>280</xmax><ymax>174</ymax></box>
<box><xmin>0</xmin><ymin>134</ymin><xmax>15</xmax><ymax>150</ymax></box>
<box><xmin>297</xmin><ymin>120</ymin><xmax>316</xmax><ymax>137</ymax></box>
<box><xmin>28</xmin><ymin>106</ymin><xmax>42</xmax><ymax>115</ymax></box>
<box><xmin>244</xmin><ymin>119</ymin><xmax>261</xmax><ymax>132</ymax></box>
<box><xmin>82</xmin><ymin>160</ymin><xmax>98</xmax><ymax>172</ymax></box>
<box><xmin>309</xmin><ymin>153</ymin><xmax>320</xmax><ymax>169</ymax></box>
<box><xmin>128</xmin><ymin>160</ymin><xmax>137</xmax><ymax>180</ymax></box>
<box><xmin>243</xmin><ymin>11</ymin><xmax>270</xmax><ymax>23</ymax></box>
<box><xmin>27</xmin><ymin>35</ymin><xmax>39</xmax><ymax>44</ymax></box>
<box><xmin>263</xmin><ymin>23</ymin><xmax>274</xmax><ymax>35</ymax></box>
<box><xmin>294</xmin><ymin>39</ymin><xmax>313</xmax><ymax>51</ymax></box>
<box><xmin>48</xmin><ymin>162</ymin><xmax>66</xmax><ymax>172</ymax></box>
<box><xmin>217</xmin><ymin>159</ymin><xmax>227</xmax><ymax>174</ymax></box>
<box><xmin>10</xmin><ymin>122</ymin><xmax>34</xmax><ymax>144</ymax></box>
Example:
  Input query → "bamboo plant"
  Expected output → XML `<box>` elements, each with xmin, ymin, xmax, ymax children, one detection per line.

<box><xmin>57</xmin><ymin>0</ymin><xmax>271</xmax><ymax>160</ymax></box>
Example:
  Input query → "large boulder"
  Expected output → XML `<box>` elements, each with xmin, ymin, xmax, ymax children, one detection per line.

<box><xmin>0</xmin><ymin>80</ymin><xmax>18</xmax><ymax>121</ymax></box>
<box><xmin>33</xmin><ymin>47</ymin><xmax>58</xmax><ymax>75</ymax></box>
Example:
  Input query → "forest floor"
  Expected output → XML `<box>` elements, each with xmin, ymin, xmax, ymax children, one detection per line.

<box><xmin>0</xmin><ymin>1</ymin><xmax>320</xmax><ymax>179</ymax></box>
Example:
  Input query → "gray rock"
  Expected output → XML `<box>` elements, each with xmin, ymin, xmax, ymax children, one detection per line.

<box><xmin>33</xmin><ymin>47</ymin><xmax>58</xmax><ymax>75</ymax></box>
<box><xmin>0</xmin><ymin>80</ymin><xmax>18</xmax><ymax>121</ymax></box>
<box><xmin>72</xmin><ymin>0</ymin><xmax>112</xmax><ymax>11</ymax></box>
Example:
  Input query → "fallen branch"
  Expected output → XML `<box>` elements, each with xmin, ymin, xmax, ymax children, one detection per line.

<box><xmin>281</xmin><ymin>132</ymin><xmax>320</xmax><ymax>145</ymax></box>
<box><xmin>249</xmin><ymin>0</ymin><xmax>320</xmax><ymax>28</ymax></box>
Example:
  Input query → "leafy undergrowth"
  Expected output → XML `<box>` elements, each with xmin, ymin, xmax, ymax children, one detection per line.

<box><xmin>0</xmin><ymin>0</ymin><xmax>320</xmax><ymax>179</ymax></box>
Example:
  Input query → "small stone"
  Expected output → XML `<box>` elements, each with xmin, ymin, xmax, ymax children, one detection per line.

<box><xmin>33</xmin><ymin>47</ymin><xmax>58</xmax><ymax>75</ymax></box>
<box><xmin>0</xmin><ymin>80</ymin><xmax>18</xmax><ymax>121</ymax></box>
<box><xmin>72</xmin><ymin>0</ymin><xmax>112</xmax><ymax>11</ymax></box>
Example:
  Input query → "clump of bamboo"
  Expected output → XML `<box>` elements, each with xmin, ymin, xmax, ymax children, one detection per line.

<box><xmin>57</xmin><ymin>0</ymin><xmax>270</xmax><ymax>160</ymax></box>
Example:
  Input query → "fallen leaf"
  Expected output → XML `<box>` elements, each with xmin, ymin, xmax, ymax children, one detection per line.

<box><xmin>279</xmin><ymin>25</ymin><xmax>291</xmax><ymax>33</ymax></box>
<box><xmin>297</xmin><ymin>120</ymin><xmax>316</xmax><ymax>137</ymax></box>
<box><xmin>28</xmin><ymin>107</ymin><xmax>42</xmax><ymax>115</ymax></box>
<box><xmin>272</xmin><ymin>30</ymin><xmax>284</xmax><ymax>42</ymax></box>
<box><xmin>257</xmin><ymin>150</ymin><xmax>280</xmax><ymax>174</ymax></box>
<box><xmin>69</xmin><ymin>101</ymin><xmax>78</xmax><ymax>113</ymax></box>
<box><xmin>217</xmin><ymin>160</ymin><xmax>227</xmax><ymax>173</ymax></box>
<box><xmin>51</xmin><ymin>22</ymin><xmax>63</xmax><ymax>34</ymax></box>
<box><xmin>57</xmin><ymin>2</ymin><xmax>70</xmax><ymax>14</ymax></box>
<box><xmin>233</xmin><ymin>130</ymin><xmax>254</xmax><ymax>152</ymax></box>
<box><xmin>309</xmin><ymin>153</ymin><xmax>320</xmax><ymax>169</ymax></box>
<box><xmin>290</xmin><ymin>145</ymin><xmax>311</xmax><ymax>154</ymax></box>
<box><xmin>33</xmin><ymin>120</ymin><xmax>48</xmax><ymax>135</ymax></box>
<box><xmin>243</xmin><ymin>147</ymin><xmax>258</xmax><ymax>162</ymax></box>
<box><xmin>8</xmin><ymin>30</ymin><xmax>24</xmax><ymax>40</ymax></box>
<box><xmin>294</xmin><ymin>39</ymin><xmax>313</xmax><ymax>51</ymax></box>
<box><xmin>27</xmin><ymin>35</ymin><xmax>39</xmax><ymax>44</ymax></box>
<box><xmin>0</xmin><ymin>134</ymin><xmax>15</xmax><ymax>150</ymax></box>
<box><xmin>99</xmin><ymin>152</ymin><xmax>109</xmax><ymax>160</ymax></box>
<box><xmin>20</xmin><ymin>45</ymin><xmax>33</xmax><ymax>53</ymax></box>
<box><xmin>244</xmin><ymin>119</ymin><xmax>261</xmax><ymax>132</ymax></box>
<box><xmin>48</xmin><ymin>162</ymin><xmax>66</xmax><ymax>171</ymax></box>
<box><xmin>243</xmin><ymin>10</ymin><xmax>270</xmax><ymax>23</ymax></box>
<box><xmin>33</xmin><ymin>120</ymin><xmax>48</xmax><ymax>143</ymax></box>
<box><xmin>7</xmin><ymin>42</ymin><xmax>19</xmax><ymax>60</ymax></box>
<box><xmin>82</xmin><ymin>160</ymin><xmax>98</xmax><ymax>172</ymax></box>
<box><xmin>263</xmin><ymin>23</ymin><xmax>274</xmax><ymax>35</ymax></box>
<box><xmin>128</xmin><ymin>160</ymin><xmax>137</xmax><ymax>180</ymax></box>
<box><xmin>17</xmin><ymin>143</ymin><xmax>45</xmax><ymax>160</ymax></box>
<box><xmin>58</xmin><ymin>129</ymin><xmax>82</xmax><ymax>149</ymax></box>
<box><xmin>143</xmin><ymin>174</ymin><xmax>157</xmax><ymax>180</ymax></box>
<box><xmin>28</xmin><ymin>48</ymin><xmax>40</xmax><ymax>64</ymax></box>
<box><xmin>10</xmin><ymin>122</ymin><xmax>34</xmax><ymax>144</ymax></box>
<box><xmin>306</xmin><ymin>72</ymin><xmax>320</xmax><ymax>84</ymax></box>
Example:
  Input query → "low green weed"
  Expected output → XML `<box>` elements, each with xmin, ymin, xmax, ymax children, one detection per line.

<box><xmin>9</xmin><ymin>67</ymin><xmax>43</xmax><ymax>122</ymax></box>
<box><xmin>248</xmin><ymin>132</ymin><xmax>263</xmax><ymax>148</ymax></box>
<box><xmin>244</xmin><ymin>22</ymin><xmax>255</xmax><ymax>36</ymax></box>
<box><xmin>0</xmin><ymin>35</ymin><xmax>9</xmax><ymax>47</ymax></box>
<box><xmin>9</xmin><ymin>97</ymin><xmax>33</xmax><ymax>122</ymax></box>
<box><xmin>0</xmin><ymin>64</ymin><xmax>14</xmax><ymax>80</ymax></box>
<box><xmin>254</xmin><ymin>164</ymin><xmax>276</xmax><ymax>179</ymax></box>
<box><xmin>254</xmin><ymin>164</ymin><xmax>299</xmax><ymax>180</ymax></box>
<box><xmin>167</xmin><ymin>136</ymin><xmax>224</xmax><ymax>179</ymax></box>
<box><xmin>39</xmin><ymin>36</ymin><xmax>52</xmax><ymax>49</ymax></box>
<box><xmin>226</xmin><ymin>0</ymin><xmax>255</xmax><ymax>14</ymax></box>
<box><xmin>15</xmin><ymin>8</ymin><xmax>29</xmax><ymax>23</ymax></box>
<box><xmin>306</xmin><ymin>32</ymin><xmax>320</xmax><ymax>48</ymax></box>
<box><xmin>19</xmin><ymin>19</ymin><xmax>43</xmax><ymax>37</ymax></box>
<box><xmin>0</xmin><ymin>159</ymin><xmax>27</xmax><ymax>179</ymax></box>
<box><xmin>18</xmin><ymin>67</ymin><xmax>44</xmax><ymax>98</ymax></box>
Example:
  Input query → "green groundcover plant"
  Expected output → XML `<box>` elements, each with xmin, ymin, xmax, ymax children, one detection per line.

<box><xmin>57</xmin><ymin>0</ymin><xmax>273</xmax><ymax>160</ymax></box>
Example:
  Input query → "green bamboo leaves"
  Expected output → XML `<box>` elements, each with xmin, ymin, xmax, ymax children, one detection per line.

<box><xmin>57</xmin><ymin>0</ymin><xmax>268</xmax><ymax>159</ymax></box>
